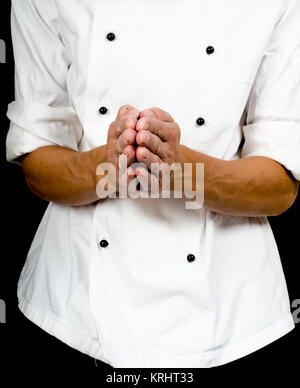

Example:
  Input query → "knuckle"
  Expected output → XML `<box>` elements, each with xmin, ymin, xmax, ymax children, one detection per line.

<box><xmin>166</xmin><ymin>131</ymin><xmax>176</xmax><ymax>143</ymax></box>
<box><xmin>140</xmin><ymin>130</ymin><xmax>149</xmax><ymax>146</ymax></box>
<box><xmin>123</xmin><ymin>128</ymin><xmax>131</xmax><ymax>137</ymax></box>
<box><xmin>156</xmin><ymin>143</ymin><xmax>163</xmax><ymax>157</ymax></box>
<box><xmin>141</xmin><ymin>148</ymin><xmax>147</xmax><ymax>160</ymax></box>
<box><xmin>138</xmin><ymin>146</ymin><xmax>148</xmax><ymax>160</ymax></box>
<box><xmin>165</xmin><ymin>146</ymin><xmax>174</xmax><ymax>161</ymax></box>
<box><xmin>152</xmin><ymin>107</ymin><xmax>164</xmax><ymax>119</ymax></box>
<box><xmin>143</xmin><ymin>117</ymin><xmax>151</xmax><ymax>127</ymax></box>
<box><xmin>140</xmin><ymin>108</ymin><xmax>151</xmax><ymax>116</ymax></box>
<box><xmin>119</xmin><ymin>104</ymin><xmax>133</xmax><ymax>116</ymax></box>
<box><xmin>120</xmin><ymin>116</ymin><xmax>133</xmax><ymax>130</ymax></box>
<box><xmin>123</xmin><ymin>132</ymin><xmax>131</xmax><ymax>145</ymax></box>
<box><xmin>125</xmin><ymin>118</ymin><xmax>132</xmax><ymax>128</ymax></box>
<box><xmin>117</xmin><ymin>133</ymin><xmax>124</xmax><ymax>146</ymax></box>
<box><xmin>172</xmin><ymin>131</ymin><xmax>178</xmax><ymax>142</ymax></box>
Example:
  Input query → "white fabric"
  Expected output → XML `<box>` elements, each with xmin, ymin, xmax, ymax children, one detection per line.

<box><xmin>6</xmin><ymin>102</ymin><xmax>82</xmax><ymax>161</ymax></box>
<box><xmin>6</xmin><ymin>0</ymin><xmax>300</xmax><ymax>368</ymax></box>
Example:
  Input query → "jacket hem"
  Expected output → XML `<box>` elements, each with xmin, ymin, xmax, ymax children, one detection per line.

<box><xmin>18</xmin><ymin>296</ymin><xmax>105</xmax><ymax>363</ymax></box>
<box><xmin>18</xmin><ymin>296</ymin><xmax>295</xmax><ymax>368</ymax></box>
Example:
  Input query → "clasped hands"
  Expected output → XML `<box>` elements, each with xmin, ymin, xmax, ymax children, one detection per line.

<box><xmin>102</xmin><ymin>104</ymin><xmax>183</xmax><ymax>196</ymax></box>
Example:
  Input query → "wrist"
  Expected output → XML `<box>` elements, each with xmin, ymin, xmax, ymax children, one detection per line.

<box><xmin>175</xmin><ymin>144</ymin><xmax>205</xmax><ymax>198</ymax></box>
<box><xmin>176</xmin><ymin>144</ymin><xmax>186</xmax><ymax>167</ymax></box>
<box><xmin>80</xmin><ymin>145</ymin><xmax>107</xmax><ymax>196</ymax></box>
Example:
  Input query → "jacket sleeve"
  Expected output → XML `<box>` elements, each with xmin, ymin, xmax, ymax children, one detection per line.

<box><xmin>241</xmin><ymin>0</ymin><xmax>300</xmax><ymax>181</ymax></box>
<box><xmin>6</xmin><ymin>0</ymin><xmax>83</xmax><ymax>164</ymax></box>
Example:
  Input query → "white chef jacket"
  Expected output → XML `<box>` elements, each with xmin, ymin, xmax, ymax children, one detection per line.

<box><xmin>5</xmin><ymin>0</ymin><xmax>300</xmax><ymax>368</ymax></box>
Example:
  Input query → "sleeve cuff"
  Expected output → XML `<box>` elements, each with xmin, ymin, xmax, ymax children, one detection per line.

<box><xmin>241</xmin><ymin>121</ymin><xmax>300</xmax><ymax>181</ymax></box>
<box><xmin>6</xmin><ymin>100</ymin><xmax>83</xmax><ymax>163</ymax></box>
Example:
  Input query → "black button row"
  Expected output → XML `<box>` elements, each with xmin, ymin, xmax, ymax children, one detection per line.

<box><xmin>106</xmin><ymin>32</ymin><xmax>214</xmax><ymax>56</ymax></box>
<box><xmin>106</xmin><ymin>31</ymin><xmax>214</xmax><ymax>57</ymax></box>
<box><xmin>101</xmin><ymin>35</ymin><xmax>213</xmax><ymax>125</ymax></box>
<box><xmin>99</xmin><ymin>31</ymin><xmax>205</xmax><ymax>263</ymax></box>
<box><xmin>99</xmin><ymin>108</ymin><xmax>206</xmax><ymax>127</ymax></box>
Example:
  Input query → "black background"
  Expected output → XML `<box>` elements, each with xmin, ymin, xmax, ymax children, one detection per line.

<box><xmin>0</xmin><ymin>0</ymin><xmax>299</xmax><ymax>377</ymax></box>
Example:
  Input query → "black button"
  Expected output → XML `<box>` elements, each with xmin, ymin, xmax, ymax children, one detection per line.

<box><xmin>187</xmin><ymin>254</ymin><xmax>195</xmax><ymax>263</ymax></box>
<box><xmin>99</xmin><ymin>239</ymin><xmax>109</xmax><ymax>248</ymax></box>
<box><xmin>206</xmin><ymin>46</ymin><xmax>215</xmax><ymax>55</ymax></box>
<box><xmin>99</xmin><ymin>106</ymin><xmax>108</xmax><ymax>115</ymax></box>
<box><xmin>106</xmin><ymin>32</ymin><xmax>116</xmax><ymax>41</ymax></box>
<box><xmin>196</xmin><ymin>117</ymin><xmax>205</xmax><ymax>126</ymax></box>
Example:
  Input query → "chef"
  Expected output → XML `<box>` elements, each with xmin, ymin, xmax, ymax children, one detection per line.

<box><xmin>6</xmin><ymin>0</ymin><xmax>300</xmax><ymax>367</ymax></box>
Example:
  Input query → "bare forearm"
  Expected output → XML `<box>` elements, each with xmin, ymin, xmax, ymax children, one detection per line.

<box><xmin>21</xmin><ymin>145</ymin><xmax>106</xmax><ymax>206</ymax></box>
<box><xmin>179</xmin><ymin>145</ymin><xmax>299</xmax><ymax>217</ymax></box>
